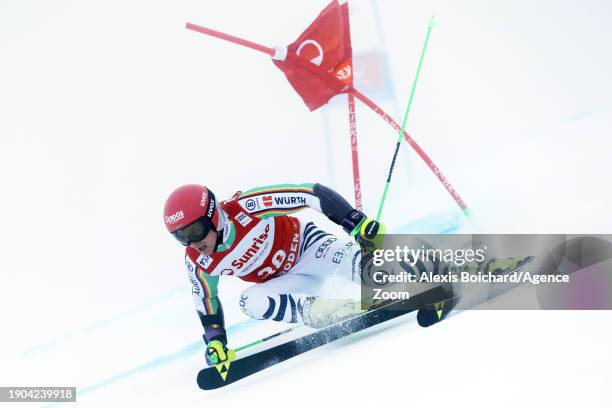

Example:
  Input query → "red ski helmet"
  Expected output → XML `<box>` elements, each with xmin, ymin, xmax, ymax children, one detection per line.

<box><xmin>163</xmin><ymin>184</ymin><xmax>220</xmax><ymax>234</ymax></box>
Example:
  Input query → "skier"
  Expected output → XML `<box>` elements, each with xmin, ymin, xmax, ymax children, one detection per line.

<box><xmin>163</xmin><ymin>183</ymin><xmax>385</xmax><ymax>366</ymax></box>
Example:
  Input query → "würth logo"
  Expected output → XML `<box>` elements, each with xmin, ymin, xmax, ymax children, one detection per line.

<box><xmin>262</xmin><ymin>196</ymin><xmax>273</xmax><ymax>207</ymax></box>
<box><xmin>274</xmin><ymin>196</ymin><xmax>306</xmax><ymax>206</ymax></box>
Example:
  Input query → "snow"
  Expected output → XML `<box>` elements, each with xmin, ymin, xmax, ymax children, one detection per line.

<box><xmin>1</xmin><ymin>0</ymin><xmax>611</xmax><ymax>407</ymax></box>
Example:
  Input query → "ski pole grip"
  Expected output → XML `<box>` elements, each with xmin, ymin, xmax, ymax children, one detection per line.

<box><xmin>341</xmin><ymin>210</ymin><xmax>367</xmax><ymax>236</ymax></box>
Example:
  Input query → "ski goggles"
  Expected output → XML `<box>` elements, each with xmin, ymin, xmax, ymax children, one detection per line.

<box><xmin>172</xmin><ymin>217</ymin><xmax>213</xmax><ymax>246</ymax></box>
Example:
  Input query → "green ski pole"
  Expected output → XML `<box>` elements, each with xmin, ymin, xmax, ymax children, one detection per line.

<box><xmin>376</xmin><ymin>16</ymin><xmax>436</xmax><ymax>221</ymax></box>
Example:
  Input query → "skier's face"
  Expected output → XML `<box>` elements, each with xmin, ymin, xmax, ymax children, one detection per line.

<box><xmin>189</xmin><ymin>229</ymin><xmax>217</xmax><ymax>256</ymax></box>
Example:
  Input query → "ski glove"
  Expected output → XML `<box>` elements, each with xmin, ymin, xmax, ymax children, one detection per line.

<box><xmin>342</xmin><ymin>210</ymin><xmax>386</xmax><ymax>252</ymax></box>
<box><xmin>205</xmin><ymin>339</ymin><xmax>236</xmax><ymax>366</ymax></box>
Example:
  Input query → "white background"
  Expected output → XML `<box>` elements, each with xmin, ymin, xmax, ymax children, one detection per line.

<box><xmin>1</xmin><ymin>0</ymin><xmax>611</xmax><ymax>406</ymax></box>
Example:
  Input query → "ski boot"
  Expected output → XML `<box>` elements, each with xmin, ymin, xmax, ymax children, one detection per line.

<box><xmin>301</xmin><ymin>297</ymin><xmax>371</xmax><ymax>329</ymax></box>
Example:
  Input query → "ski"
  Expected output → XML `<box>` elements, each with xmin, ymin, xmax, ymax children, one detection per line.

<box><xmin>197</xmin><ymin>256</ymin><xmax>536</xmax><ymax>389</ymax></box>
<box><xmin>197</xmin><ymin>285</ymin><xmax>450</xmax><ymax>390</ymax></box>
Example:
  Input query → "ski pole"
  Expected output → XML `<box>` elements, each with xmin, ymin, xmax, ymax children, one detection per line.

<box><xmin>234</xmin><ymin>325</ymin><xmax>304</xmax><ymax>353</ymax></box>
<box><xmin>376</xmin><ymin>16</ymin><xmax>436</xmax><ymax>222</ymax></box>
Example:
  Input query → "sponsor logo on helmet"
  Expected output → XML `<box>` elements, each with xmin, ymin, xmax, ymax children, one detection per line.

<box><xmin>231</xmin><ymin>224</ymin><xmax>271</xmax><ymax>269</ymax></box>
<box><xmin>200</xmin><ymin>190</ymin><xmax>208</xmax><ymax>207</ymax></box>
<box><xmin>262</xmin><ymin>195</ymin><xmax>273</xmax><ymax>208</ymax></box>
<box><xmin>165</xmin><ymin>210</ymin><xmax>185</xmax><ymax>225</ymax></box>
<box><xmin>206</xmin><ymin>197</ymin><xmax>215</xmax><ymax>218</ymax></box>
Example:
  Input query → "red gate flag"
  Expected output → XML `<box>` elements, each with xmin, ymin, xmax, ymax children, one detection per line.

<box><xmin>185</xmin><ymin>0</ymin><xmax>471</xmax><ymax>216</ymax></box>
<box><xmin>272</xmin><ymin>0</ymin><xmax>353</xmax><ymax>111</ymax></box>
